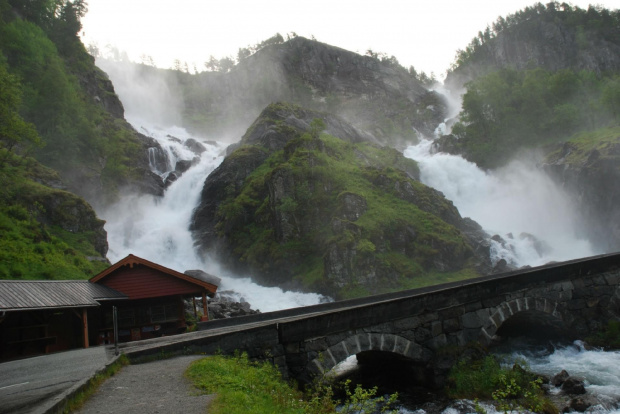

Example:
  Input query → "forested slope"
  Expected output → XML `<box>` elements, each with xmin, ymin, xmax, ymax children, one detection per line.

<box><xmin>0</xmin><ymin>0</ymin><xmax>158</xmax><ymax>279</ymax></box>
<box><xmin>437</xmin><ymin>2</ymin><xmax>620</xmax><ymax>252</ymax></box>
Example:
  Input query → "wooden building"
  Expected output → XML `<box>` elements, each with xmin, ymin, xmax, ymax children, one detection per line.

<box><xmin>0</xmin><ymin>254</ymin><xmax>219</xmax><ymax>361</ymax></box>
<box><xmin>0</xmin><ymin>280</ymin><xmax>126</xmax><ymax>360</ymax></box>
<box><xmin>89</xmin><ymin>254</ymin><xmax>219</xmax><ymax>344</ymax></box>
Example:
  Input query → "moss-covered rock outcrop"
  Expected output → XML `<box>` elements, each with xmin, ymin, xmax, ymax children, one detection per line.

<box><xmin>191</xmin><ymin>103</ymin><xmax>490</xmax><ymax>299</ymax></box>
<box><xmin>0</xmin><ymin>153</ymin><xmax>109</xmax><ymax>280</ymax></box>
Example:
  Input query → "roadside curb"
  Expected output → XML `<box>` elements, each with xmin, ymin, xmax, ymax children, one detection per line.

<box><xmin>37</xmin><ymin>350</ymin><xmax>122</xmax><ymax>414</ymax></box>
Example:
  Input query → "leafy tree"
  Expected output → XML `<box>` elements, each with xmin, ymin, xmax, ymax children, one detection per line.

<box><xmin>448</xmin><ymin>67</ymin><xmax>618</xmax><ymax>167</ymax></box>
<box><xmin>218</xmin><ymin>56</ymin><xmax>235</xmax><ymax>72</ymax></box>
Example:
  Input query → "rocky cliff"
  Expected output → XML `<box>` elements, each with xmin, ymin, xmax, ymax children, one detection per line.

<box><xmin>191</xmin><ymin>103</ymin><xmax>491</xmax><ymax>299</ymax></box>
<box><xmin>445</xmin><ymin>3</ymin><xmax>620</xmax><ymax>91</ymax></box>
<box><xmin>99</xmin><ymin>36</ymin><xmax>446</xmax><ymax>146</ymax></box>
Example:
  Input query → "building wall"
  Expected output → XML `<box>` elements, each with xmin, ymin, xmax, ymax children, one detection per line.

<box><xmin>97</xmin><ymin>264</ymin><xmax>202</xmax><ymax>300</ymax></box>
<box><xmin>93</xmin><ymin>297</ymin><xmax>187</xmax><ymax>344</ymax></box>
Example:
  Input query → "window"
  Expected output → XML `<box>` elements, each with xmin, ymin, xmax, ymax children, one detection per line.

<box><xmin>150</xmin><ymin>303</ymin><xmax>178</xmax><ymax>323</ymax></box>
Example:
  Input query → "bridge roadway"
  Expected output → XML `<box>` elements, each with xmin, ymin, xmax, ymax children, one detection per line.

<box><xmin>120</xmin><ymin>252</ymin><xmax>620</xmax><ymax>386</ymax></box>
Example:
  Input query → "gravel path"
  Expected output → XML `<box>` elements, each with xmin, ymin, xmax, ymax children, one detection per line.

<box><xmin>74</xmin><ymin>355</ymin><xmax>213</xmax><ymax>414</ymax></box>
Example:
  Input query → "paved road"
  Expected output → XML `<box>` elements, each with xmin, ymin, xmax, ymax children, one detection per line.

<box><xmin>0</xmin><ymin>347</ymin><xmax>113</xmax><ymax>414</ymax></box>
<box><xmin>74</xmin><ymin>355</ymin><xmax>213</xmax><ymax>414</ymax></box>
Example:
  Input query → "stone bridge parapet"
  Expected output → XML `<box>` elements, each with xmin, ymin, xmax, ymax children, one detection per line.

<box><xmin>123</xmin><ymin>253</ymin><xmax>620</xmax><ymax>387</ymax></box>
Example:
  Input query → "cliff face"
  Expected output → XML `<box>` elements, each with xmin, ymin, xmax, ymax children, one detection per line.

<box><xmin>191</xmin><ymin>103</ymin><xmax>491</xmax><ymax>299</ymax></box>
<box><xmin>99</xmin><ymin>37</ymin><xmax>446</xmax><ymax>146</ymax></box>
<box><xmin>445</xmin><ymin>5</ymin><xmax>620</xmax><ymax>91</ymax></box>
<box><xmin>543</xmin><ymin>127</ymin><xmax>620</xmax><ymax>252</ymax></box>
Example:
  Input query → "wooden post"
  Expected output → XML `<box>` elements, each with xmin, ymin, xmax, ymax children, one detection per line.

<box><xmin>82</xmin><ymin>308</ymin><xmax>89</xmax><ymax>348</ymax></box>
<box><xmin>201</xmin><ymin>291</ymin><xmax>209</xmax><ymax>321</ymax></box>
<box><xmin>192</xmin><ymin>297</ymin><xmax>198</xmax><ymax>317</ymax></box>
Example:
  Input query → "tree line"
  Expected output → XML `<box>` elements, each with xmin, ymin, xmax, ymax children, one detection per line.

<box><xmin>450</xmin><ymin>2</ymin><xmax>620</xmax><ymax>71</ymax></box>
<box><xmin>448</xmin><ymin>67</ymin><xmax>620</xmax><ymax>168</ymax></box>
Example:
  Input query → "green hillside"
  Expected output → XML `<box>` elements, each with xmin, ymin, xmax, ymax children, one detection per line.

<box><xmin>191</xmin><ymin>104</ymin><xmax>488</xmax><ymax>299</ymax></box>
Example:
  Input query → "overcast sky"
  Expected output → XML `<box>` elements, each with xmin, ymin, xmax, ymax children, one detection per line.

<box><xmin>80</xmin><ymin>0</ymin><xmax>620</xmax><ymax>79</ymax></box>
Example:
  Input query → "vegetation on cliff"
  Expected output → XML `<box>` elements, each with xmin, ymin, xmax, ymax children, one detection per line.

<box><xmin>0</xmin><ymin>0</ymin><xmax>145</xmax><ymax>279</ymax></box>
<box><xmin>446</xmin><ymin>2</ymin><xmax>620</xmax><ymax>90</ymax></box>
<box><xmin>1</xmin><ymin>0</ymin><xmax>155</xmax><ymax>206</ymax></box>
<box><xmin>192</xmin><ymin>103</ymin><xmax>486</xmax><ymax>299</ymax></box>
<box><xmin>439</xmin><ymin>68</ymin><xmax>620</xmax><ymax>168</ymax></box>
<box><xmin>0</xmin><ymin>152</ymin><xmax>108</xmax><ymax>279</ymax></box>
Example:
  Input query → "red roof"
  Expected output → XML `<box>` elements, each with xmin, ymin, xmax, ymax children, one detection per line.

<box><xmin>89</xmin><ymin>254</ymin><xmax>218</xmax><ymax>298</ymax></box>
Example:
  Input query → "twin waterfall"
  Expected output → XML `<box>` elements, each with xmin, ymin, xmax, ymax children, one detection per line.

<box><xmin>96</xmin><ymin>77</ymin><xmax>619</xmax><ymax>411</ymax></box>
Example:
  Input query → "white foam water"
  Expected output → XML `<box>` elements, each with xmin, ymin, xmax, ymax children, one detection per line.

<box><xmin>100</xmin><ymin>117</ymin><xmax>326</xmax><ymax>312</ymax></box>
<box><xmin>497</xmin><ymin>341</ymin><xmax>620</xmax><ymax>413</ymax></box>
<box><xmin>404</xmin><ymin>139</ymin><xmax>595</xmax><ymax>268</ymax></box>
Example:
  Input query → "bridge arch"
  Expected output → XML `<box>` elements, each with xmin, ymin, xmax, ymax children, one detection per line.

<box><xmin>480</xmin><ymin>297</ymin><xmax>571</xmax><ymax>344</ymax></box>
<box><xmin>306</xmin><ymin>333</ymin><xmax>432</xmax><ymax>378</ymax></box>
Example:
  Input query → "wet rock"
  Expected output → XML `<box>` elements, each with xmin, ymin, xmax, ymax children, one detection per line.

<box><xmin>552</xmin><ymin>370</ymin><xmax>570</xmax><ymax>386</ymax></box>
<box><xmin>175</xmin><ymin>159</ymin><xmax>194</xmax><ymax>174</ymax></box>
<box><xmin>206</xmin><ymin>292</ymin><xmax>261</xmax><ymax>319</ymax></box>
<box><xmin>569</xmin><ymin>396</ymin><xmax>594</xmax><ymax>412</ymax></box>
<box><xmin>562</xmin><ymin>377</ymin><xmax>586</xmax><ymax>395</ymax></box>
<box><xmin>492</xmin><ymin>259</ymin><xmax>510</xmax><ymax>274</ymax></box>
<box><xmin>164</xmin><ymin>171</ymin><xmax>179</xmax><ymax>187</ymax></box>
<box><xmin>184</xmin><ymin>138</ymin><xmax>207</xmax><ymax>155</ymax></box>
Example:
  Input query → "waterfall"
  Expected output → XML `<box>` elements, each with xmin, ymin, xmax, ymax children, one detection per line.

<box><xmin>404</xmin><ymin>138</ymin><xmax>596</xmax><ymax>268</ymax></box>
<box><xmin>100</xmin><ymin>116</ymin><xmax>327</xmax><ymax>312</ymax></box>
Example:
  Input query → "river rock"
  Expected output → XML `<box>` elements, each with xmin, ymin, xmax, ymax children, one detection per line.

<box><xmin>568</xmin><ymin>396</ymin><xmax>596</xmax><ymax>412</ymax></box>
<box><xmin>562</xmin><ymin>377</ymin><xmax>586</xmax><ymax>395</ymax></box>
<box><xmin>552</xmin><ymin>369</ymin><xmax>570</xmax><ymax>386</ymax></box>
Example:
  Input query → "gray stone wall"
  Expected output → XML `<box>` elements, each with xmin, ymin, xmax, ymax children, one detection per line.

<box><xmin>282</xmin><ymin>268</ymin><xmax>620</xmax><ymax>386</ymax></box>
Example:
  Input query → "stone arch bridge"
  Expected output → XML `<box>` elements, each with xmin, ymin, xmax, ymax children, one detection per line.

<box><xmin>123</xmin><ymin>253</ymin><xmax>620</xmax><ymax>387</ymax></box>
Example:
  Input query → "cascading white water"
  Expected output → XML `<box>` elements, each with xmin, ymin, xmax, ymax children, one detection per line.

<box><xmin>100</xmin><ymin>116</ymin><xmax>326</xmax><ymax>312</ymax></box>
<box><xmin>495</xmin><ymin>341</ymin><xmax>620</xmax><ymax>413</ymax></box>
<box><xmin>404</xmin><ymin>138</ymin><xmax>596</xmax><ymax>268</ymax></box>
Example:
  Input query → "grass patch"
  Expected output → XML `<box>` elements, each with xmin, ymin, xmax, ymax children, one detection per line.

<box><xmin>0</xmin><ymin>155</ymin><xmax>108</xmax><ymax>280</ymax></box>
<box><xmin>545</xmin><ymin>125</ymin><xmax>620</xmax><ymax>167</ymax></box>
<box><xmin>187</xmin><ymin>353</ymin><xmax>306</xmax><ymax>414</ymax></box>
<box><xmin>63</xmin><ymin>354</ymin><xmax>129</xmax><ymax>413</ymax></box>
<box><xmin>186</xmin><ymin>352</ymin><xmax>399</xmax><ymax>414</ymax></box>
<box><xmin>447</xmin><ymin>355</ymin><xmax>557</xmax><ymax>414</ymax></box>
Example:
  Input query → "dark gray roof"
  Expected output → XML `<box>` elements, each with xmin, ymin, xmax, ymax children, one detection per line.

<box><xmin>0</xmin><ymin>280</ymin><xmax>127</xmax><ymax>311</ymax></box>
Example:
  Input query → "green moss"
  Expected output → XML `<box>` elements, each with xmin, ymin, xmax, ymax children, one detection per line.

<box><xmin>545</xmin><ymin>126</ymin><xmax>620</xmax><ymax>167</ymax></box>
<box><xmin>0</xmin><ymin>155</ymin><xmax>108</xmax><ymax>280</ymax></box>
<box><xmin>216</xmin><ymin>124</ymin><xmax>479</xmax><ymax>298</ymax></box>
